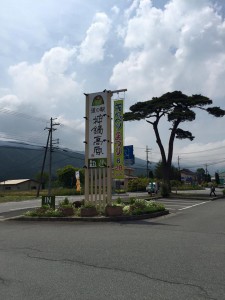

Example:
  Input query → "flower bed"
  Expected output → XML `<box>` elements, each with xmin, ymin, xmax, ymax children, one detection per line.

<box><xmin>24</xmin><ymin>198</ymin><xmax>166</xmax><ymax>219</ymax></box>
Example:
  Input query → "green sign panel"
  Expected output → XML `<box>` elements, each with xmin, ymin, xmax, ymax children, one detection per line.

<box><xmin>114</xmin><ymin>100</ymin><xmax>124</xmax><ymax>179</ymax></box>
<box><xmin>42</xmin><ymin>196</ymin><xmax>55</xmax><ymax>209</ymax></box>
<box><xmin>88</xmin><ymin>158</ymin><xmax>107</xmax><ymax>168</ymax></box>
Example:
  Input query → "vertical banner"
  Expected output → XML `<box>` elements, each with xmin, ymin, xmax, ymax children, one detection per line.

<box><xmin>88</xmin><ymin>92</ymin><xmax>108</xmax><ymax>168</ymax></box>
<box><xmin>75</xmin><ymin>171</ymin><xmax>81</xmax><ymax>192</ymax></box>
<box><xmin>114</xmin><ymin>100</ymin><xmax>124</xmax><ymax>179</ymax></box>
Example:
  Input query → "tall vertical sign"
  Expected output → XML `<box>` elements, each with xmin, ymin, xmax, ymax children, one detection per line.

<box><xmin>88</xmin><ymin>93</ymin><xmax>108</xmax><ymax>168</ymax></box>
<box><xmin>84</xmin><ymin>91</ymin><xmax>112</xmax><ymax>206</ymax></box>
<box><xmin>114</xmin><ymin>100</ymin><xmax>124</xmax><ymax>179</ymax></box>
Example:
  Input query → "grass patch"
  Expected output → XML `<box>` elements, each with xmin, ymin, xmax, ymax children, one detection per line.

<box><xmin>170</xmin><ymin>192</ymin><xmax>211</xmax><ymax>199</ymax></box>
<box><xmin>0</xmin><ymin>188</ymin><xmax>83</xmax><ymax>203</ymax></box>
<box><xmin>172</xmin><ymin>186</ymin><xmax>204</xmax><ymax>191</ymax></box>
<box><xmin>0</xmin><ymin>195</ymin><xmax>36</xmax><ymax>203</ymax></box>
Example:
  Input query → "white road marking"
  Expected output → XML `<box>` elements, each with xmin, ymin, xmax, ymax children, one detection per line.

<box><xmin>178</xmin><ymin>201</ymin><xmax>208</xmax><ymax>211</ymax></box>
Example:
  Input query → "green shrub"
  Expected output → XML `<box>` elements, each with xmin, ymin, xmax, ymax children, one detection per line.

<box><xmin>128</xmin><ymin>178</ymin><xmax>149</xmax><ymax>192</ymax></box>
<box><xmin>81</xmin><ymin>203</ymin><xmax>96</xmax><ymax>208</ymax></box>
<box><xmin>170</xmin><ymin>180</ymin><xmax>182</xmax><ymax>188</ymax></box>
<box><xmin>116</xmin><ymin>197</ymin><xmax>122</xmax><ymax>204</ymax></box>
<box><xmin>25</xmin><ymin>207</ymin><xmax>63</xmax><ymax>217</ymax></box>
<box><xmin>44</xmin><ymin>209</ymin><xmax>63</xmax><ymax>217</ymax></box>
<box><xmin>115</xmin><ymin>189</ymin><xmax>126</xmax><ymax>194</ymax></box>
<box><xmin>25</xmin><ymin>198</ymin><xmax>165</xmax><ymax>218</ymax></box>
<box><xmin>123</xmin><ymin>205</ymin><xmax>131</xmax><ymax>215</ymax></box>
<box><xmin>59</xmin><ymin>197</ymin><xmax>73</xmax><ymax>208</ymax></box>
<box><xmin>160</xmin><ymin>183</ymin><xmax>170</xmax><ymax>197</ymax></box>
<box><xmin>126</xmin><ymin>199</ymin><xmax>165</xmax><ymax>215</ymax></box>
<box><xmin>174</xmin><ymin>185</ymin><xmax>203</xmax><ymax>191</ymax></box>
<box><xmin>129</xmin><ymin>197</ymin><xmax>136</xmax><ymax>205</ymax></box>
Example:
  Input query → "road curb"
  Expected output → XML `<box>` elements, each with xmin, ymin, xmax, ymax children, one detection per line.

<box><xmin>7</xmin><ymin>210</ymin><xmax>169</xmax><ymax>222</ymax></box>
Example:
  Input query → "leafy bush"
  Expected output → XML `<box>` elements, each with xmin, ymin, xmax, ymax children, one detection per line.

<box><xmin>24</xmin><ymin>198</ymin><xmax>165</xmax><ymax>218</ymax></box>
<box><xmin>123</xmin><ymin>199</ymin><xmax>165</xmax><ymax>215</ymax></box>
<box><xmin>122</xmin><ymin>205</ymin><xmax>131</xmax><ymax>215</ymax></box>
<box><xmin>128</xmin><ymin>178</ymin><xmax>149</xmax><ymax>192</ymax></box>
<box><xmin>56</xmin><ymin>165</ymin><xmax>84</xmax><ymax>188</ymax></box>
<box><xmin>115</xmin><ymin>189</ymin><xmax>126</xmax><ymax>194</ymax></box>
<box><xmin>81</xmin><ymin>203</ymin><xmax>96</xmax><ymax>208</ymax></box>
<box><xmin>59</xmin><ymin>197</ymin><xmax>73</xmax><ymax>208</ymax></box>
<box><xmin>44</xmin><ymin>209</ymin><xmax>64</xmax><ymax>217</ymax></box>
<box><xmin>173</xmin><ymin>184</ymin><xmax>203</xmax><ymax>191</ymax></box>
<box><xmin>129</xmin><ymin>197</ymin><xmax>136</xmax><ymax>205</ymax></box>
<box><xmin>170</xmin><ymin>180</ymin><xmax>182</xmax><ymax>188</ymax></box>
<box><xmin>25</xmin><ymin>207</ymin><xmax>63</xmax><ymax>217</ymax></box>
<box><xmin>105</xmin><ymin>201</ymin><xmax>124</xmax><ymax>208</ymax></box>
<box><xmin>160</xmin><ymin>183</ymin><xmax>170</xmax><ymax>197</ymax></box>
<box><xmin>116</xmin><ymin>197</ymin><xmax>122</xmax><ymax>204</ymax></box>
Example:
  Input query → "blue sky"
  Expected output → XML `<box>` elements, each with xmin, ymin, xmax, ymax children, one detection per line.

<box><xmin>1</xmin><ymin>0</ymin><xmax>225</xmax><ymax>173</ymax></box>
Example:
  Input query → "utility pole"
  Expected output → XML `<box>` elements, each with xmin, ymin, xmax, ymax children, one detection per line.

<box><xmin>178</xmin><ymin>156</ymin><xmax>181</xmax><ymax>171</ymax></box>
<box><xmin>36</xmin><ymin>130</ymin><xmax>50</xmax><ymax>197</ymax></box>
<box><xmin>47</xmin><ymin>117</ymin><xmax>60</xmax><ymax>196</ymax></box>
<box><xmin>146</xmin><ymin>146</ymin><xmax>151</xmax><ymax>178</ymax></box>
<box><xmin>205</xmin><ymin>164</ymin><xmax>208</xmax><ymax>175</ymax></box>
<box><xmin>205</xmin><ymin>163</ymin><xmax>208</xmax><ymax>182</ymax></box>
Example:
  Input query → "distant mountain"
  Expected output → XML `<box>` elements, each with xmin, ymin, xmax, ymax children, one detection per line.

<box><xmin>0</xmin><ymin>141</ymin><xmax>85</xmax><ymax>181</ymax></box>
<box><xmin>0</xmin><ymin>141</ymin><xmax>149</xmax><ymax>181</ymax></box>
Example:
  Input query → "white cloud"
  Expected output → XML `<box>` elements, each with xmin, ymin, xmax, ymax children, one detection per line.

<box><xmin>110</xmin><ymin>0</ymin><xmax>225</xmax><ymax>170</ymax></box>
<box><xmin>0</xmin><ymin>94</ymin><xmax>21</xmax><ymax>110</ymax></box>
<box><xmin>124</xmin><ymin>0</ymin><xmax>141</xmax><ymax>20</ymax></box>
<box><xmin>56</xmin><ymin>115</ymin><xmax>85</xmax><ymax>149</ymax></box>
<box><xmin>77</xmin><ymin>12</ymin><xmax>111</xmax><ymax>64</ymax></box>
<box><xmin>41</xmin><ymin>47</ymin><xmax>76</xmax><ymax>75</ymax></box>
<box><xmin>7</xmin><ymin>46</ymin><xmax>82</xmax><ymax>118</ymax></box>
<box><xmin>111</xmin><ymin>6</ymin><xmax>120</xmax><ymax>15</ymax></box>
<box><xmin>111</xmin><ymin>0</ymin><xmax>225</xmax><ymax>102</ymax></box>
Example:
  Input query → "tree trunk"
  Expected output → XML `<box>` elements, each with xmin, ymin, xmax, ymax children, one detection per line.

<box><xmin>162</xmin><ymin>163</ymin><xmax>171</xmax><ymax>192</ymax></box>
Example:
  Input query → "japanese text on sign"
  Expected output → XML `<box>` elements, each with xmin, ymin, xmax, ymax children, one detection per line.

<box><xmin>88</xmin><ymin>93</ymin><xmax>108</xmax><ymax>160</ymax></box>
<box><xmin>114</xmin><ymin>100</ymin><xmax>124</xmax><ymax>179</ymax></box>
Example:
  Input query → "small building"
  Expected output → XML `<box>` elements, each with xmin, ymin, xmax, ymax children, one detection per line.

<box><xmin>0</xmin><ymin>179</ymin><xmax>40</xmax><ymax>191</ymax></box>
<box><xmin>112</xmin><ymin>167</ymin><xmax>138</xmax><ymax>191</ymax></box>
<box><xmin>180</xmin><ymin>169</ymin><xmax>196</xmax><ymax>184</ymax></box>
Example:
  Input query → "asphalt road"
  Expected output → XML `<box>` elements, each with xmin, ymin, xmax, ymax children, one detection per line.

<box><xmin>1</xmin><ymin>188</ymin><xmax>222</xmax><ymax>215</ymax></box>
<box><xmin>0</xmin><ymin>198</ymin><xmax>225</xmax><ymax>299</ymax></box>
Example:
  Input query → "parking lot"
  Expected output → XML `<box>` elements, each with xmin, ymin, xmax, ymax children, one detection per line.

<box><xmin>154</xmin><ymin>197</ymin><xmax>210</xmax><ymax>213</ymax></box>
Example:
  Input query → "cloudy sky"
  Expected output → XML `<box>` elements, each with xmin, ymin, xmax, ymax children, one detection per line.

<box><xmin>1</xmin><ymin>0</ymin><xmax>225</xmax><ymax>173</ymax></box>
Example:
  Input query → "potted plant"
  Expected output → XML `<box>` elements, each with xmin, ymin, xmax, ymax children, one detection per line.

<box><xmin>58</xmin><ymin>198</ymin><xmax>75</xmax><ymax>216</ymax></box>
<box><xmin>80</xmin><ymin>203</ymin><xmax>98</xmax><ymax>217</ymax></box>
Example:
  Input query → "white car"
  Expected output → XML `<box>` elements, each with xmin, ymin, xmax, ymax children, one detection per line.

<box><xmin>146</xmin><ymin>182</ymin><xmax>157</xmax><ymax>194</ymax></box>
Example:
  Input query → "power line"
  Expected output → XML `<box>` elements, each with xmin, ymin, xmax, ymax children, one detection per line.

<box><xmin>175</xmin><ymin>145</ymin><xmax>225</xmax><ymax>155</ymax></box>
<box><xmin>0</xmin><ymin>132</ymin><xmax>46</xmax><ymax>146</ymax></box>
<box><xmin>0</xmin><ymin>108</ymin><xmax>47</xmax><ymax>122</ymax></box>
